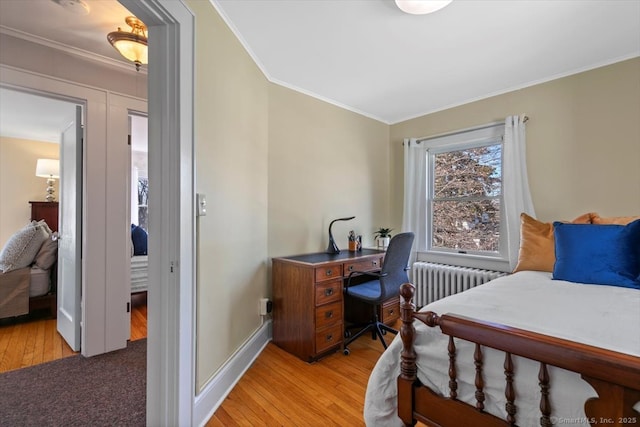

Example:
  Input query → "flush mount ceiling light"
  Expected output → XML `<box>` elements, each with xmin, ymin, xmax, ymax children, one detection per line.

<box><xmin>107</xmin><ymin>16</ymin><xmax>148</xmax><ymax>72</ymax></box>
<box><xmin>395</xmin><ymin>0</ymin><xmax>453</xmax><ymax>15</ymax></box>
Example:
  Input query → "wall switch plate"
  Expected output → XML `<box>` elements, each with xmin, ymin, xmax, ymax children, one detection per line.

<box><xmin>196</xmin><ymin>193</ymin><xmax>207</xmax><ymax>216</ymax></box>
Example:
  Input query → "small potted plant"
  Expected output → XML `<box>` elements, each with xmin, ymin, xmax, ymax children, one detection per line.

<box><xmin>374</xmin><ymin>227</ymin><xmax>393</xmax><ymax>249</ymax></box>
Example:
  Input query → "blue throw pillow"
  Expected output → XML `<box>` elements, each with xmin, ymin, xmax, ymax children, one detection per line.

<box><xmin>131</xmin><ymin>224</ymin><xmax>148</xmax><ymax>256</ymax></box>
<box><xmin>553</xmin><ymin>220</ymin><xmax>640</xmax><ymax>289</ymax></box>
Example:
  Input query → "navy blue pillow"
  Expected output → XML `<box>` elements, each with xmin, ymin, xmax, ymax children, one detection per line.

<box><xmin>131</xmin><ymin>224</ymin><xmax>148</xmax><ymax>256</ymax></box>
<box><xmin>553</xmin><ymin>220</ymin><xmax>640</xmax><ymax>289</ymax></box>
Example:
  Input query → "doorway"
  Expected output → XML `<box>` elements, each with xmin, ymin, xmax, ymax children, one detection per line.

<box><xmin>0</xmin><ymin>86</ymin><xmax>83</xmax><ymax>365</ymax></box>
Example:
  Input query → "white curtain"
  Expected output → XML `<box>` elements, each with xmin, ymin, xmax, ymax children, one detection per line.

<box><xmin>401</xmin><ymin>138</ymin><xmax>427</xmax><ymax>268</ymax></box>
<box><xmin>503</xmin><ymin>114</ymin><xmax>536</xmax><ymax>270</ymax></box>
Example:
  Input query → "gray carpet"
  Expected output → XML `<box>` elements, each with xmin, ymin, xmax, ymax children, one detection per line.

<box><xmin>0</xmin><ymin>339</ymin><xmax>146</xmax><ymax>427</ymax></box>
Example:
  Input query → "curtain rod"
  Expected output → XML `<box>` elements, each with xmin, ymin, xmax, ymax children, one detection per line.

<box><xmin>412</xmin><ymin>115</ymin><xmax>529</xmax><ymax>144</ymax></box>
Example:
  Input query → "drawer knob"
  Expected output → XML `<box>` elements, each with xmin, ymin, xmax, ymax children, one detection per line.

<box><xmin>326</xmin><ymin>334</ymin><xmax>333</xmax><ymax>342</ymax></box>
<box><xmin>348</xmin><ymin>265</ymin><xmax>354</xmax><ymax>271</ymax></box>
<box><xmin>325</xmin><ymin>310</ymin><xmax>333</xmax><ymax>319</ymax></box>
<box><xmin>388</xmin><ymin>309</ymin><xmax>394</xmax><ymax>315</ymax></box>
<box><xmin>326</xmin><ymin>269</ymin><xmax>332</xmax><ymax>276</ymax></box>
<box><xmin>324</xmin><ymin>288</ymin><xmax>334</xmax><ymax>296</ymax></box>
<box><xmin>372</xmin><ymin>261</ymin><xmax>378</xmax><ymax>266</ymax></box>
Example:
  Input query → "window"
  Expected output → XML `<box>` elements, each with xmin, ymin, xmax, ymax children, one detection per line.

<box><xmin>403</xmin><ymin>116</ymin><xmax>533</xmax><ymax>272</ymax></box>
<box><xmin>429</xmin><ymin>140</ymin><xmax>503</xmax><ymax>256</ymax></box>
<box><xmin>137</xmin><ymin>177</ymin><xmax>149</xmax><ymax>231</ymax></box>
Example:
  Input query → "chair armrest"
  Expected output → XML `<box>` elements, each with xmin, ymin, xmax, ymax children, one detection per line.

<box><xmin>346</xmin><ymin>270</ymin><xmax>387</xmax><ymax>288</ymax></box>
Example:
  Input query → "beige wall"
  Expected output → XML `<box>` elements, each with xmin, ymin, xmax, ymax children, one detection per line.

<box><xmin>390</xmin><ymin>58</ymin><xmax>640</xmax><ymax>226</ymax></box>
<box><xmin>187</xmin><ymin>0</ymin><xmax>270</xmax><ymax>391</ymax></box>
<box><xmin>268</xmin><ymin>84</ymin><xmax>390</xmax><ymax>256</ymax></box>
<box><xmin>0</xmin><ymin>137</ymin><xmax>59</xmax><ymax>247</ymax></box>
<box><xmin>188</xmin><ymin>1</ymin><xmax>391</xmax><ymax>391</ymax></box>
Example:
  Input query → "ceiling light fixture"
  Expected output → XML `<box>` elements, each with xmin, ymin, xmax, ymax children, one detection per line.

<box><xmin>395</xmin><ymin>0</ymin><xmax>453</xmax><ymax>15</ymax></box>
<box><xmin>107</xmin><ymin>16</ymin><xmax>148</xmax><ymax>72</ymax></box>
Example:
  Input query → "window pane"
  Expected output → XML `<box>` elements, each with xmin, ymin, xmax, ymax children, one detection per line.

<box><xmin>432</xmin><ymin>199</ymin><xmax>500</xmax><ymax>252</ymax></box>
<box><xmin>434</xmin><ymin>145</ymin><xmax>502</xmax><ymax>198</ymax></box>
<box><xmin>138</xmin><ymin>177</ymin><xmax>149</xmax><ymax>231</ymax></box>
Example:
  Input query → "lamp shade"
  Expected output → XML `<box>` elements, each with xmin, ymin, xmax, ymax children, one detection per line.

<box><xmin>35</xmin><ymin>158</ymin><xmax>60</xmax><ymax>179</ymax></box>
<box><xmin>395</xmin><ymin>0</ymin><xmax>453</xmax><ymax>15</ymax></box>
<box><xmin>109</xmin><ymin>34</ymin><xmax>148</xmax><ymax>64</ymax></box>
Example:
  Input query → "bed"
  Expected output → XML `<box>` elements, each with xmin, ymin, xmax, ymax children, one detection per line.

<box><xmin>131</xmin><ymin>255</ymin><xmax>148</xmax><ymax>293</ymax></box>
<box><xmin>0</xmin><ymin>266</ymin><xmax>56</xmax><ymax>319</ymax></box>
<box><xmin>365</xmin><ymin>215</ymin><xmax>640</xmax><ymax>426</ymax></box>
<box><xmin>0</xmin><ymin>221</ymin><xmax>58</xmax><ymax>319</ymax></box>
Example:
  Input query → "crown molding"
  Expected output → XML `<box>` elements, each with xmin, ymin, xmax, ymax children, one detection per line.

<box><xmin>0</xmin><ymin>25</ymin><xmax>147</xmax><ymax>75</ymax></box>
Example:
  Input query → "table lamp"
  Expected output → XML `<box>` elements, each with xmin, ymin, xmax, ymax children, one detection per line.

<box><xmin>35</xmin><ymin>158</ymin><xmax>60</xmax><ymax>202</ymax></box>
<box><xmin>326</xmin><ymin>216</ymin><xmax>355</xmax><ymax>254</ymax></box>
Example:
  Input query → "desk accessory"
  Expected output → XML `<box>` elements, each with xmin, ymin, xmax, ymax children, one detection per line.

<box><xmin>326</xmin><ymin>216</ymin><xmax>355</xmax><ymax>254</ymax></box>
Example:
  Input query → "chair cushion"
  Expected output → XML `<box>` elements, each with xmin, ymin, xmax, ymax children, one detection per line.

<box><xmin>346</xmin><ymin>280</ymin><xmax>382</xmax><ymax>303</ymax></box>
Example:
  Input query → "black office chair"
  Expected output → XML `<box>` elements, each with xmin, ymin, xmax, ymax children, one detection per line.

<box><xmin>343</xmin><ymin>232</ymin><xmax>415</xmax><ymax>355</ymax></box>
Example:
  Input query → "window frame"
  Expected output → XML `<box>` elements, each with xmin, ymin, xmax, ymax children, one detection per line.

<box><xmin>417</xmin><ymin>123</ymin><xmax>511</xmax><ymax>271</ymax></box>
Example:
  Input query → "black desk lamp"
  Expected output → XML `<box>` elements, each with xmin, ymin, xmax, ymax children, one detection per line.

<box><xmin>326</xmin><ymin>216</ymin><xmax>355</xmax><ymax>254</ymax></box>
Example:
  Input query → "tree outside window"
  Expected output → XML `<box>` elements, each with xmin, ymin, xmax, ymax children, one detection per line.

<box><xmin>137</xmin><ymin>177</ymin><xmax>149</xmax><ymax>232</ymax></box>
<box><xmin>430</xmin><ymin>142</ymin><xmax>503</xmax><ymax>254</ymax></box>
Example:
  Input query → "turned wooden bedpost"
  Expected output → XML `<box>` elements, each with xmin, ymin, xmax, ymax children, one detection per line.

<box><xmin>398</xmin><ymin>283</ymin><xmax>417</xmax><ymax>426</ymax></box>
<box><xmin>398</xmin><ymin>283</ymin><xmax>443</xmax><ymax>426</ymax></box>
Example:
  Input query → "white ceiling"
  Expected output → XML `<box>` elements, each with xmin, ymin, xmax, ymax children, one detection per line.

<box><xmin>0</xmin><ymin>0</ymin><xmax>638</xmax><ymax>133</ymax></box>
<box><xmin>0</xmin><ymin>87</ymin><xmax>77</xmax><ymax>144</ymax></box>
<box><xmin>212</xmin><ymin>0</ymin><xmax>640</xmax><ymax>124</ymax></box>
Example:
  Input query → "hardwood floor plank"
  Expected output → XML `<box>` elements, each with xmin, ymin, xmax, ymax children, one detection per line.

<box><xmin>31</xmin><ymin>320</ymin><xmax>46</xmax><ymax>366</ymax></box>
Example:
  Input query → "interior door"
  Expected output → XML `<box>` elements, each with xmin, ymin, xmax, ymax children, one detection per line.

<box><xmin>57</xmin><ymin>105</ymin><xmax>83</xmax><ymax>351</ymax></box>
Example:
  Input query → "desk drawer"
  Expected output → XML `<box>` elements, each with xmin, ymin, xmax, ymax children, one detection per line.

<box><xmin>315</xmin><ymin>265</ymin><xmax>343</xmax><ymax>282</ymax></box>
<box><xmin>315</xmin><ymin>324</ymin><xmax>342</xmax><ymax>353</ymax></box>
<box><xmin>315</xmin><ymin>280</ymin><xmax>342</xmax><ymax>306</ymax></box>
<box><xmin>344</xmin><ymin>257</ymin><xmax>383</xmax><ymax>275</ymax></box>
<box><xmin>315</xmin><ymin>301</ymin><xmax>342</xmax><ymax>329</ymax></box>
<box><xmin>381</xmin><ymin>297</ymin><xmax>400</xmax><ymax>324</ymax></box>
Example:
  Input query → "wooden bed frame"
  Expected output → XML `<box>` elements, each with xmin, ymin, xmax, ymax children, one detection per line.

<box><xmin>397</xmin><ymin>283</ymin><xmax>640</xmax><ymax>427</ymax></box>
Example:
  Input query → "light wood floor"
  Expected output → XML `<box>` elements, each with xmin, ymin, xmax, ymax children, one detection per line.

<box><xmin>208</xmin><ymin>325</ymin><xmax>398</xmax><ymax>426</ymax></box>
<box><xmin>0</xmin><ymin>292</ymin><xmax>148</xmax><ymax>373</ymax></box>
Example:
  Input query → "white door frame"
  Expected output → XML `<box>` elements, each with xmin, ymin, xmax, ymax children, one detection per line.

<box><xmin>118</xmin><ymin>1</ymin><xmax>195</xmax><ymax>425</ymax></box>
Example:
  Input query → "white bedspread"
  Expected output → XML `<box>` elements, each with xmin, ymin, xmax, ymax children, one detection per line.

<box><xmin>364</xmin><ymin>271</ymin><xmax>640</xmax><ymax>426</ymax></box>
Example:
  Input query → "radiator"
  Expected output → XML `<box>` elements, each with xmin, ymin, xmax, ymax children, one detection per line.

<box><xmin>412</xmin><ymin>262</ymin><xmax>506</xmax><ymax>307</ymax></box>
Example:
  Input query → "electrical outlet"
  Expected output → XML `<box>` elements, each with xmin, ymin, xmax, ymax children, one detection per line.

<box><xmin>259</xmin><ymin>298</ymin><xmax>270</xmax><ymax>316</ymax></box>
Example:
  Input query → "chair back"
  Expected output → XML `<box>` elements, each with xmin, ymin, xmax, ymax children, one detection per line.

<box><xmin>379</xmin><ymin>232</ymin><xmax>415</xmax><ymax>301</ymax></box>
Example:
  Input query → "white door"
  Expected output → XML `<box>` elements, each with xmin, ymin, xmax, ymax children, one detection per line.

<box><xmin>57</xmin><ymin>105</ymin><xmax>83</xmax><ymax>351</ymax></box>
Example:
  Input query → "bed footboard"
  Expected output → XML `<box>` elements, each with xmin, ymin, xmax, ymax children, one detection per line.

<box><xmin>397</xmin><ymin>283</ymin><xmax>640</xmax><ymax>427</ymax></box>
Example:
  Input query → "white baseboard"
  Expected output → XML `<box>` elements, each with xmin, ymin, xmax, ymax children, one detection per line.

<box><xmin>194</xmin><ymin>319</ymin><xmax>272</xmax><ymax>426</ymax></box>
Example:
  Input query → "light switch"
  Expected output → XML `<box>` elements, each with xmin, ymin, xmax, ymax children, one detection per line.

<box><xmin>196</xmin><ymin>193</ymin><xmax>207</xmax><ymax>216</ymax></box>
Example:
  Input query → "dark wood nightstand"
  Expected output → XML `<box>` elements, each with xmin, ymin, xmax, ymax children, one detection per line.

<box><xmin>29</xmin><ymin>201</ymin><xmax>59</xmax><ymax>232</ymax></box>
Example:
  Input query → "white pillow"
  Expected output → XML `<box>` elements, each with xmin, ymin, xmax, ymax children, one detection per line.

<box><xmin>0</xmin><ymin>223</ymin><xmax>49</xmax><ymax>272</ymax></box>
<box><xmin>33</xmin><ymin>219</ymin><xmax>53</xmax><ymax>236</ymax></box>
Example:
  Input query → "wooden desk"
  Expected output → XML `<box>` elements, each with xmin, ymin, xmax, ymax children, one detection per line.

<box><xmin>272</xmin><ymin>248</ymin><xmax>392</xmax><ymax>362</ymax></box>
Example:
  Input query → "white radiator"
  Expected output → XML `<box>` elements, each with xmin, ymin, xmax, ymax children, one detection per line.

<box><xmin>412</xmin><ymin>262</ymin><xmax>506</xmax><ymax>307</ymax></box>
